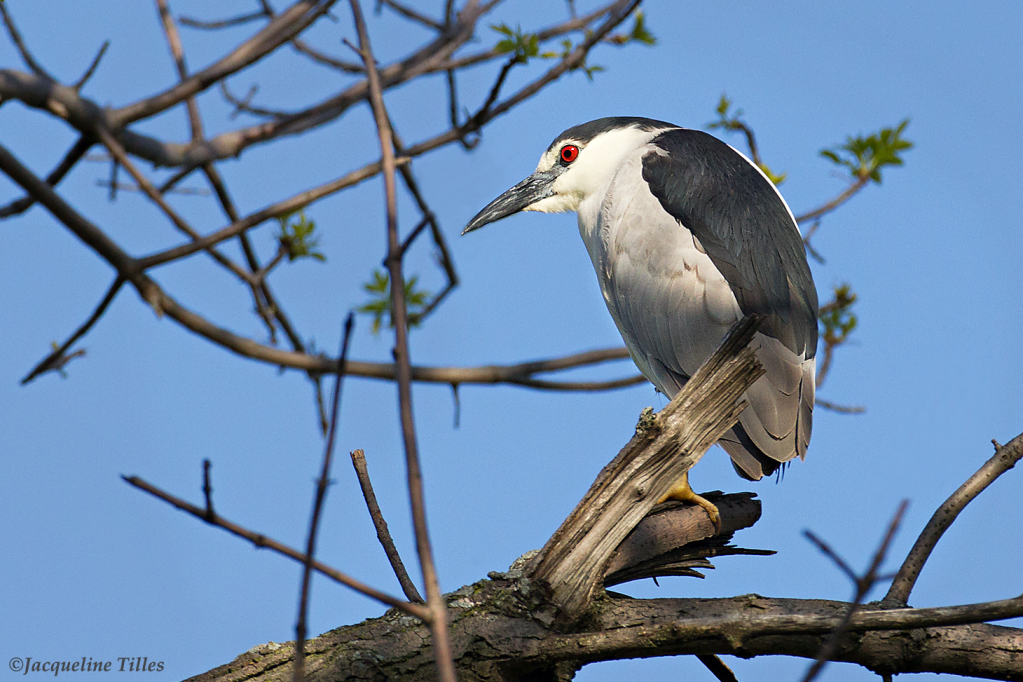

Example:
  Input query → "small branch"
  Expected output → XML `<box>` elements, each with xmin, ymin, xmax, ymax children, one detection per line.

<box><xmin>220</xmin><ymin>80</ymin><xmax>290</xmax><ymax>118</ymax></box>
<box><xmin>94</xmin><ymin>126</ymin><xmax>257</xmax><ymax>286</ymax></box>
<box><xmin>697</xmin><ymin>655</ymin><xmax>739</xmax><ymax>682</ymax></box>
<box><xmin>202</xmin><ymin>459</ymin><xmax>215</xmax><ymax>520</ymax></box>
<box><xmin>0</xmin><ymin>3</ymin><xmax>56</xmax><ymax>81</ymax></box>
<box><xmin>814</xmin><ymin>398</ymin><xmax>865</xmax><ymax>414</ymax></box>
<box><xmin>377</xmin><ymin>0</ymin><xmax>442</xmax><ymax>30</ymax></box>
<box><xmin>72</xmin><ymin>40</ymin><xmax>110</xmax><ymax>92</ymax></box>
<box><xmin>94</xmin><ymin>180</ymin><xmax>210</xmax><ymax>196</ymax></box>
<box><xmin>794</xmin><ymin>175</ymin><xmax>869</xmax><ymax>224</ymax></box>
<box><xmin>156</xmin><ymin>0</ymin><xmax>204</xmax><ymax>141</ymax></box>
<box><xmin>351</xmin><ymin>1</ymin><xmax>455</xmax><ymax>678</ymax></box>
<box><xmin>351</xmin><ymin>449</ymin><xmax>424</xmax><ymax>603</ymax></box>
<box><xmin>0</xmin><ymin>135</ymin><xmax>93</xmax><ymax>219</ymax></box>
<box><xmin>121</xmin><ymin>473</ymin><xmax>431</xmax><ymax>620</ymax></box>
<box><xmin>801</xmin><ymin>500</ymin><xmax>909</xmax><ymax>682</ymax></box>
<box><xmin>884</xmin><ymin>431</ymin><xmax>1023</xmax><ymax>607</ymax></box>
<box><xmin>290</xmin><ymin>38</ymin><xmax>364</xmax><ymax>73</ymax></box>
<box><xmin>21</xmin><ymin>276</ymin><xmax>125</xmax><ymax>384</ymax></box>
<box><xmin>294</xmin><ymin>312</ymin><xmax>355</xmax><ymax>682</ymax></box>
<box><xmin>137</xmin><ymin>155</ymin><xmax>411</xmax><ymax>269</ymax></box>
<box><xmin>179</xmin><ymin>10</ymin><xmax>270</xmax><ymax>30</ymax></box>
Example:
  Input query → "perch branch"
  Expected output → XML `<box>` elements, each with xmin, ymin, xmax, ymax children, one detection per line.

<box><xmin>530</xmin><ymin>315</ymin><xmax>765</xmax><ymax>621</ymax></box>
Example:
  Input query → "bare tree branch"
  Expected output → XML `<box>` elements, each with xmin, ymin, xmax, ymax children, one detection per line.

<box><xmin>801</xmin><ymin>500</ymin><xmax>909</xmax><ymax>682</ymax></box>
<box><xmin>121</xmin><ymin>473</ymin><xmax>431</xmax><ymax>620</ymax></box>
<box><xmin>293</xmin><ymin>312</ymin><xmax>355</xmax><ymax>682</ymax></box>
<box><xmin>351</xmin><ymin>1</ymin><xmax>455</xmax><ymax>678</ymax></box>
<box><xmin>21</xmin><ymin>276</ymin><xmax>125</xmax><ymax>385</ymax></box>
<box><xmin>884</xmin><ymin>431</ymin><xmax>1023</xmax><ymax>607</ymax></box>
<box><xmin>351</xmin><ymin>449</ymin><xmax>424</xmax><ymax>604</ymax></box>
<box><xmin>0</xmin><ymin>3</ymin><xmax>56</xmax><ymax>81</ymax></box>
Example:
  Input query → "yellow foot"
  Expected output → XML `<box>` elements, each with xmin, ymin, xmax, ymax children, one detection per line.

<box><xmin>657</xmin><ymin>471</ymin><xmax>721</xmax><ymax>533</ymax></box>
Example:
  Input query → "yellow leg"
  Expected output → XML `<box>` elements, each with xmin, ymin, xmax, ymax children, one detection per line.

<box><xmin>657</xmin><ymin>471</ymin><xmax>721</xmax><ymax>532</ymax></box>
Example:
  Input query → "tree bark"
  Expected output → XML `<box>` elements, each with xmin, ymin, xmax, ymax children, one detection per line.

<box><xmin>185</xmin><ymin>579</ymin><xmax>1023</xmax><ymax>682</ymax></box>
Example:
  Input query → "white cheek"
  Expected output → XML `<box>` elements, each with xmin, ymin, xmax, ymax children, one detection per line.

<box><xmin>525</xmin><ymin>194</ymin><xmax>579</xmax><ymax>214</ymax></box>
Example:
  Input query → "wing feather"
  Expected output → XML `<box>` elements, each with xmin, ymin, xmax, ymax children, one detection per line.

<box><xmin>584</xmin><ymin>131</ymin><xmax>819</xmax><ymax>479</ymax></box>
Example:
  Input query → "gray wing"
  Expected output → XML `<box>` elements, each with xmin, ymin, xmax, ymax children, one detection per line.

<box><xmin>599</xmin><ymin>130</ymin><xmax>817</xmax><ymax>478</ymax></box>
<box><xmin>642</xmin><ymin>128</ymin><xmax>818</xmax><ymax>359</ymax></box>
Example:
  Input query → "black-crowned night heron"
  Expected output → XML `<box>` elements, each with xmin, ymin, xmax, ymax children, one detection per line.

<box><xmin>464</xmin><ymin>117</ymin><xmax>818</xmax><ymax>527</ymax></box>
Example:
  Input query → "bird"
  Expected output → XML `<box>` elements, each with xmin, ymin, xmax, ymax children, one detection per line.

<box><xmin>463</xmin><ymin>117</ymin><xmax>818</xmax><ymax>528</ymax></box>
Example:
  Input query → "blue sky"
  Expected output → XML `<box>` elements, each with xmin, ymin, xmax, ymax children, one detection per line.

<box><xmin>2</xmin><ymin>2</ymin><xmax>1022</xmax><ymax>681</ymax></box>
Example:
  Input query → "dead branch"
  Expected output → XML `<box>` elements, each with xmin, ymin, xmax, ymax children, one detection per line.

<box><xmin>528</xmin><ymin>315</ymin><xmax>764</xmax><ymax>622</ymax></box>
<box><xmin>122</xmin><ymin>473</ymin><xmax>430</xmax><ymax>621</ymax></box>
<box><xmin>351</xmin><ymin>449</ymin><xmax>424</xmax><ymax>604</ymax></box>
<box><xmin>351</xmin><ymin>1</ymin><xmax>455</xmax><ymax>678</ymax></box>
<box><xmin>884</xmin><ymin>430</ymin><xmax>1023</xmax><ymax>606</ymax></box>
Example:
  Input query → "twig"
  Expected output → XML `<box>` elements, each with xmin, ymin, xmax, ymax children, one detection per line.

<box><xmin>156</xmin><ymin>0</ymin><xmax>204</xmax><ymax>140</ymax></box>
<box><xmin>202</xmin><ymin>459</ymin><xmax>215</xmax><ymax>520</ymax></box>
<box><xmin>696</xmin><ymin>654</ymin><xmax>738</xmax><ymax>682</ymax></box>
<box><xmin>351</xmin><ymin>449</ymin><xmax>424</xmax><ymax>603</ymax></box>
<box><xmin>814</xmin><ymin>398</ymin><xmax>865</xmax><ymax>415</ymax></box>
<box><xmin>884</xmin><ymin>431</ymin><xmax>1023</xmax><ymax>607</ymax></box>
<box><xmin>376</xmin><ymin>0</ymin><xmax>442</xmax><ymax>30</ymax></box>
<box><xmin>72</xmin><ymin>40</ymin><xmax>110</xmax><ymax>92</ymax></box>
<box><xmin>290</xmin><ymin>38</ymin><xmax>363</xmax><ymax>73</ymax></box>
<box><xmin>350</xmin><ymin>0</ymin><xmax>456</xmax><ymax>678</ymax></box>
<box><xmin>114</xmin><ymin>0</ymin><xmax>342</xmax><ymax>125</ymax></box>
<box><xmin>94</xmin><ymin>180</ymin><xmax>211</xmax><ymax>196</ymax></box>
<box><xmin>801</xmin><ymin>220</ymin><xmax>825</xmax><ymax>264</ymax></box>
<box><xmin>0</xmin><ymin>3</ymin><xmax>56</xmax><ymax>81</ymax></box>
<box><xmin>794</xmin><ymin>175</ymin><xmax>869</xmax><ymax>224</ymax></box>
<box><xmin>137</xmin><ymin>155</ymin><xmax>411</xmax><ymax>269</ymax></box>
<box><xmin>94</xmin><ymin>126</ymin><xmax>258</xmax><ymax>286</ymax></box>
<box><xmin>220</xmin><ymin>80</ymin><xmax>290</xmax><ymax>118</ymax></box>
<box><xmin>386</xmin><ymin>122</ymin><xmax>459</xmax><ymax>324</ymax></box>
<box><xmin>200</xmin><ymin>162</ymin><xmax>282</xmax><ymax>343</ymax></box>
<box><xmin>21</xmin><ymin>276</ymin><xmax>125</xmax><ymax>384</ymax></box>
<box><xmin>179</xmin><ymin>10</ymin><xmax>270</xmax><ymax>30</ymax></box>
<box><xmin>122</xmin><ymin>473</ymin><xmax>430</xmax><ymax>620</ymax></box>
<box><xmin>293</xmin><ymin>312</ymin><xmax>355</xmax><ymax>682</ymax></box>
<box><xmin>0</xmin><ymin>135</ymin><xmax>93</xmax><ymax>219</ymax></box>
<box><xmin>801</xmin><ymin>500</ymin><xmax>909</xmax><ymax>682</ymax></box>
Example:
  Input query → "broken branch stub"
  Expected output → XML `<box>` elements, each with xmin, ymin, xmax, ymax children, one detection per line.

<box><xmin>528</xmin><ymin>315</ymin><xmax>766</xmax><ymax>622</ymax></box>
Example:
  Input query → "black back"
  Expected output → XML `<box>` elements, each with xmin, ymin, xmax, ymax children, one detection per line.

<box><xmin>642</xmin><ymin>128</ymin><xmax>818</xmax><ymax>358</ymax></box>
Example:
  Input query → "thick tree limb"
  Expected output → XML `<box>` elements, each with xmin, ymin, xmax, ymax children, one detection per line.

<box><xmin>184</xmin><ymin>584</ymin><xmax>1023</xmax><ymax>682</ymax></box>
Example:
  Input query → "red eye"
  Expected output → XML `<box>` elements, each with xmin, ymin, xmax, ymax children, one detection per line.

<box><xmin>559</xmin><ymin>144</ymin><xmax>579</xmax><ymax>165</ymax></box>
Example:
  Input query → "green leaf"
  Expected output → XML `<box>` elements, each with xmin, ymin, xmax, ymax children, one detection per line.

<box><xmin>819</xmin><ymin>118</ymin><xmax>913</xmax><ymax>184</ymax></box>
<box><xmin>275</xmin><ymin>210</ymin><xmax>326</xmax><ymax>263</ymax></box>
<box><xmin>758</xmin><ymin>162</ymin><xmax>787</xmax><ymax>186</ymax></box>
<box><xmin>490</xmin><ymin>23</ymin><xmax>540</xmax><ymax>63</ymax></box>
<box><xmin>628</xmin><ymin>10</ymin><xmax>657</xmax><ymax>45</ymax></box>
<box><xmin>355</xmin><ymin>269</ymin><xmax>432</xmax><ymax>335</ymax></box>
<box><xmin>818</xmin><ymin>283</ymin><xmax>859</xmax><ymax>344</ymax></box>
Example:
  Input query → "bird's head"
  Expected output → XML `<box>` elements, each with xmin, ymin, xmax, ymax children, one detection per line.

<box><xmin>463</xmin><ymin>117</ymin><xmax>674</xmax><ymax>234</ymax></box>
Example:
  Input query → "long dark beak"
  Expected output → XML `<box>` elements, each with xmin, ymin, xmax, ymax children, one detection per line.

<box><xmin>462</xmin><ymin>169</ymin><xmax>559</xmax><ymax>235</ymax></box>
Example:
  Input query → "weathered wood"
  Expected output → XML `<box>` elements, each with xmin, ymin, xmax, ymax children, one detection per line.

<box><xmin>528</xmin><ymin>316</ymin><xmax>765</xmax><ymax>622</ymax></box>
<box><xmin>603</xmin><ymin>493</ymin><xmax>772</xmax><ymax>587</ymax></box>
